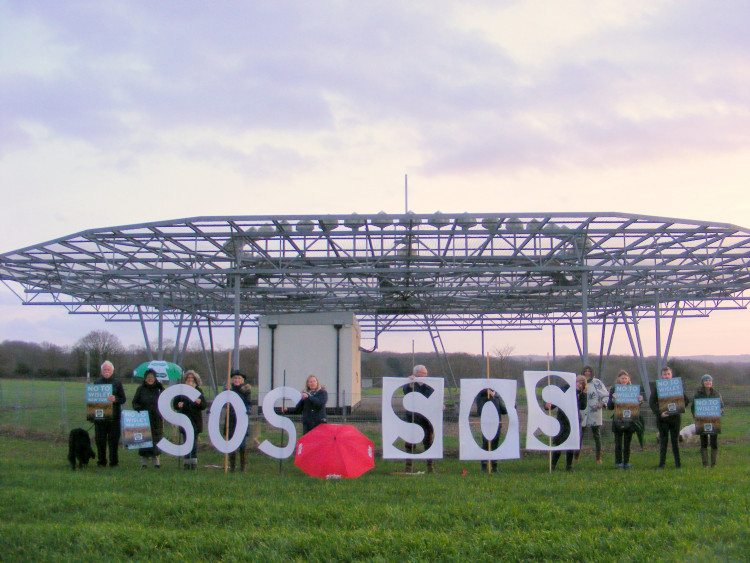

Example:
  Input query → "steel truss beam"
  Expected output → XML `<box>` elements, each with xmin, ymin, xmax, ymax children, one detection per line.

<box><xmin>2</xmin><ymin>213</ymin><xmax>750</xmax><ymax>344</ymax></box>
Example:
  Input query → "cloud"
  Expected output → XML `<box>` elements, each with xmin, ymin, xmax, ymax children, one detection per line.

<box><xmin>2</xmin><ymin>2</ymin><xmax>750</xmax><ymax>196</ymax></box>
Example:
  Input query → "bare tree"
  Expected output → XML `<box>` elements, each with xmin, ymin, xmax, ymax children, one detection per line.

<box><xmin>73</xmin><ymin>330</ymin><xmax>125</xmax><ymax>376</ymax></box>
<box><xmin>494</xmin><ymin>344</ymin><xmax>515</xmax><ymax>379</ymax></box>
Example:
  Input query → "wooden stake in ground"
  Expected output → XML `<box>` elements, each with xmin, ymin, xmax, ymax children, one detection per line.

<box><xmin>547</xmin><ymin>353</ymin><xmax>552</xmax><ymax>474</ymax></box>
<box><xmin>486</xmin><ymin>354</ymin><xmax>491</xmax><ymax>475</ymax></box>
<box><xmin>279</xmin><ymin>369</ymin><xmax>286</xmax><ymax>474</ymax></box>
<box><xmin>224</xmin><ymin>351</ymin><xmax>231</xmax><ymax>473</ymax></box>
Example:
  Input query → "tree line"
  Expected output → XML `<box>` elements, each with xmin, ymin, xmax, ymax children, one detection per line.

<box><xmin>1</xmin><ymin>331</ymin><xmax>748</xmax><ymax>391</ymax></box>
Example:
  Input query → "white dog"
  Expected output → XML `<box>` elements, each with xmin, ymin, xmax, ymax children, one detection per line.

<box><xmin>679</xmin><ymin>423</ymin><xmax>698</xmax><ymax>443</ymax></box>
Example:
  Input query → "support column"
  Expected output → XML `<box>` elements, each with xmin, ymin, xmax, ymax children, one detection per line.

<box><xmin>233</xmin><ymin>273</ymin><xmax>241</xmax><ymax>371</ymax></box>
<box><xmin>655</xmin><ymin>301</ymin><xmax>662</xmax><ymax>374</ymax></box>
<box><xmin>581</xmin><ymin>271</ymin><xmax>589</xmax><ymax>366</ymax></box>
<box><xmin>137</xmin><ymin>306</ymin><xmax>154</xmax><ymax>361</ymax></box>
<box><xmin>157</xmin><ymin>293</ymin><xmax>164</xmax><ymax>361</ymax></box>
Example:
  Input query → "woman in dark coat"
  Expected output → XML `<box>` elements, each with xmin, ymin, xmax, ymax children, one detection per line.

<box><xmin>606</xmin><ymin>370</ymin><xmax>643</xmax><ymax>470</ymax></box>
<box><xmin>691</xmin><ymin>374</ymin><xmax>724</xmax><ymax>467</ymax></box>
<box><xmin>292</xmin><ymin>375</ymin><xmax>328</xmax><ymax>435</ymax></box>
<box><xmin>131</xmin><ymin>368</ymin><xmax>165</xmax><ymax>468</ymax></box>
<box><xmin>227</xmin><ymin>370</ymin><xmax>253</xmax><ymax>472</ymax></box>
<box><xmin>547</xmin><ymin>375</ymin><xmax>588</xmax><ymax>471</ymax></box>
<box><xmin>175</xmin><ymin>370</ymin><xmax>206</xmax><ymax>470</ymax></box>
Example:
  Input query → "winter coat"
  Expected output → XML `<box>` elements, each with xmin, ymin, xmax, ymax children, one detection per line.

<box><xmin>293</xmin><ymin>388</ymin><xmax>328</xmax><ymax>434</ymax></box>
<box><xmin>549</xmin><ymin>387</ymin><xmax>587</xmax><ymax>446</ymax></box>
<box><xmin>175</xmin><ymin>386</ymin><xmax>207</xmax><ymax>434</ymax></box>
<box><xmin>227</xmin><ymin>383</ymin><xmax>253</xmax><ymax>432</ymax></box>
<box><xmin>93</xmin><ymin>375</ymin><xmax>127</xmax><ymax>421</ymax></box>
<box><xmin>580</xmin><ymin>377</ymin><xmax>608</xmax><ymax>427</ymax></box>
<box><xmin>474</xmin><ymin>390</ymin><xmax>507</xmax><ymax>439</ymax></box>
<box><xmin>132</xmin><ymin>380</ymin><xmax>165</xmax><ymax>436</ymax></box>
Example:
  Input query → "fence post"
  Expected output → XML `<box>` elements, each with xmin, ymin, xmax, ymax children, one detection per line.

<box><xmin>14</xmin><ymin>382</ymin><xmax>21</xmax><ymax>428</ymax></box>
<box><xmin>60</xmin><ymin>383</ymin><xmax>68</xmax><ymax>435</ymax></box>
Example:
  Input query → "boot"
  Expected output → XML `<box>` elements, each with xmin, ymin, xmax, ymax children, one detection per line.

<box><xmin>240</xmin><ymin>450</ymin><xmax>247</xmax><ymax>472</ymax></box>
<box><xmin>229</xmin><ymin>453</ymin><xmax>236</xmax><ymax>472</ymax></box>
<box><xmin>153</xmin><ymin>455</ymin><xmax>160</xmax><ymax>469</ymax></box>
<box><xmin>405</xmin><ymin>460</ymin><xmax>413</xmax><ymax>473</ymax></box>
<box><xmin>700</xmin><ymin>448</ymin><xmax>709</xmax><ymax>468</ymax></box>
<box><xmin>596</xmin><ymin>452</ymin><xmax>602</xmax><ymax>464</ymax></box>
<box><xmin>192</xmin><ymin>457</ymin><xmax>198</xmax><ymax>470</ymax></box>
<box><xmin>573</xmin><ymin>450</ymin><xmax>580</xmax><ymax>462</ymax></box>
<box><xmin>711</xmin><ymin>449</ymin><xmax>717</xmax><ymax>467</ymax></box>
<box><xmin>426</xmin><ymin>459</ymin><xmax>435</xmax><ymax>474</ymax></box>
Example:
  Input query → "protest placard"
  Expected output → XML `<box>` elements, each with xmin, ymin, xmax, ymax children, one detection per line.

<box><xmin>86</xmin><ymin>384</ymin><xmax>113</xmax><ymax>421</ymax></box>
<box><xmin>121</xmin><ymin>410</ymin><xmax>153</xmax><ymax>449</ymax></box>
<box><xmin>655</xmin><ymin>378</ymin><xmax>685</xmax><ymax>415</ymax></box>
<box><xmin>613</xmin><ymin>384</ymin><xmax>640</xmax><ymax>422</ymax></box>
<box><xmin>693</xmin><ymin>398</ymin><xmax>722</xmax><ymax>434</ymax></box>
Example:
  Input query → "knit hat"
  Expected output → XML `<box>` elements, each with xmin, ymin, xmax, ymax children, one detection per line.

<box><xmin>231</xmin><ymin>370</ymin><xmax>246</xmax><ymax>380</ymax></box>
<box><xmin>700</xmin><ymin>374</ymin><xmax>713</xmax><ymax>384</ymax></box>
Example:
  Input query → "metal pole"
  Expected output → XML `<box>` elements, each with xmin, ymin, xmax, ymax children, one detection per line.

<box><xmin>157</xmin><ymin>294</ymin><xmax>164</xmax><ymax>361</ymax></box>
<box><xmin>663</xmin><ymin>303</ymin><xmax>680</xmax><ymax>364</ymax></box>
<box><xmin>172</xmin><ymin>313</ymin><xmax>185</xmax><ymax>364</ymax></box>
<box><xmin>269</xmin><ymin>324</ymin><xmax>277</xmax><ymax>391</ymax></box>
<box><xmin>552</xmin><ymin>324</ymin><xmax>556</xmax><ymax>366</ymax></box>
<box><xmin>655</xmin><ymin>301</ymin><xmax>662</xmax><ymax>374</ymax></box>
<box><xmin>137</xmin><ymin>305</ymin><xmax>154</xmax><ymax>361</ymax></box>
<box><xmin>581</xmin><ymin>271</ymin><xmax>589</xmax><ymax>366</ymax></box>
<box><xmin>178</xmin><ymin>316</ymin><xmax>195</xmax><ymax>367</ymax></box>
<box><xmin>334</xmin><ymin>324</ymin><xmax>342</xmax><ymax>410</ymax></box>
<box><xmin>233</xmin><ymin>273</ymin><xmax>241</xmax><ymax>371</ymax></box>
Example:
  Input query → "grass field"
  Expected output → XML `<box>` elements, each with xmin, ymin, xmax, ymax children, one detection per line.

<box><xmin>2</xmin><ymin>379</ymin><xmax>750</xmax><ymax>562</ymax></box>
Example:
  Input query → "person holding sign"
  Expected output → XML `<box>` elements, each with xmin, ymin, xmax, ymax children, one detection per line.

<box><xmin>579</xmin><ymin>366</ymin><xmax>608</xmax><ymax>464</ymax></box>
<box><xmin>547</xmin><ymin>375</ymin><xmax>588</xmax><ymax>471</ymax></box>
<box><xmin>93</xmin><ymin>360</ymin><xmax>127</xmax><ymax>467</ymax></box>
<box><xmin>132</xmin><ymin>368</ymin><xmax>165</xmax><ymax>469</ymax></box>
<box><xmin>474</xmin><ymin>388</ymin><xmax>507</xmax><ymax>473</ymax></box>
<box><xmin>175</xmin><ymin>371</ymin><xmax>207</xmax><ymax>470</ymax></box>
<box><xmin>691</xmin><ymin>374</ymin><xmax>724</xmax><ymax>468</ymax></box>
<box><xmin>649</xmin><ymin>366</ymin><xmax>690</xmax><ymax>469</ymax></box>
<box><xmin>606</xmin><ymin>370</ymin><xmax>642</xmax><ymax>470</ymax></box>
<box><xmin>401</xmin><ymin>365</ymin><xmax>436</xmax><ymax>474</ymax></box>
<box><xmin>227</xmin><ymin>370</ymin><xmax>253</xmax><ymax>472</ymax></box>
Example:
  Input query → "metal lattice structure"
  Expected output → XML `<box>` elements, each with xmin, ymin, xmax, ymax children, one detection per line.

<box><xmin>2</xmin><ymin>212</ymin><xmax>750</xmax><ymax>345</ymax></box>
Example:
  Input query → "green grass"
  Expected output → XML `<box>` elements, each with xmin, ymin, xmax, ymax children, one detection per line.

<box><xmin>2</xmin><ymin>433</ymin><xmax>750</xmax><ymax>562</ymax></box>
<box><xmin>2</xmin><ymin>379</ymin><xmax>750</xmax><ymax>561</ymax></box>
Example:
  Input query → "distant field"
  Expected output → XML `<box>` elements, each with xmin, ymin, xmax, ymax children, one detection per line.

<box><xmin>2</xmin><ymin>378</ymin><xmax>750</xmax><ymax>561</ymax></box>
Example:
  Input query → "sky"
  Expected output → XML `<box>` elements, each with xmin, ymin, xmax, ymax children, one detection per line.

<box><xmin>1</xmin><ymin>0</ymin><xmax>750</xmax><ymax>360</ymax></box>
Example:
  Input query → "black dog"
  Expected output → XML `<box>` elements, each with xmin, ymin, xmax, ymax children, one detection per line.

<box><xmin>68</xmin><ymin>428</ymin><xmax>96</xmax><ymax>470</ymax></box>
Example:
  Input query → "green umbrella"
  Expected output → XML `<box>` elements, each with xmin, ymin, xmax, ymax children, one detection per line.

<box><xmin>133</xmin><ymin>360</ymin><xmax>183</xmax><ymax>382</ymax></box>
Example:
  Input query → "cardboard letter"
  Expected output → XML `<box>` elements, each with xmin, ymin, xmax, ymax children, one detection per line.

<box><xmin>157</xmin><ymin>383</ymin><xmax>199</xmax><ymax>456</ymax></box>
<box><xmin>524</xmin><ymin>371</ymin><xmax>579</xmax><ymax>451</ymax></box>
<box><xmin>458</xmin><ymin>378</ymin><xmax>519</xmax><ymax>460</ymax></box>
<box><xmin>381</xmin><ymin>377</ymin><xmax>444</xmax><ymax>460</ymax></box>
<box><xmin>258</xmin><ymin>386</ymin><xmax>302</xmax><ymax>459</ymax></box>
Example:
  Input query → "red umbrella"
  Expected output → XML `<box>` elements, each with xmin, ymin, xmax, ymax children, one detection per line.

<box><xmin>294</xmin><ymin>424</ymin><xmax>375</xmax><ymax>479</ymax></box>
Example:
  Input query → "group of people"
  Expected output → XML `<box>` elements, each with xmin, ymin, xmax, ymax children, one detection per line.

<box><xmin>543</xmin><ymin>365</ymin><xmax>724</xmax><ymax>471</ymax></box>
<box><xmin>91</xmin><ymin>361</ymin><xmax>329</xmax><ymax>471</ymax></box>
<box><xmin>90</xmin><ymin>359</ymin><xmax>724</xmax><ymax>473</ymax></box>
